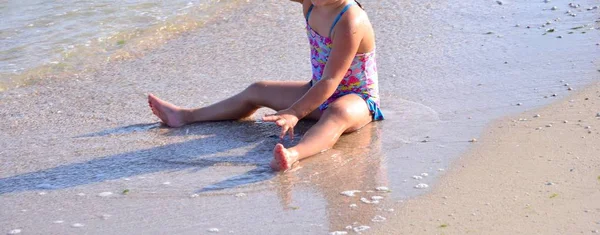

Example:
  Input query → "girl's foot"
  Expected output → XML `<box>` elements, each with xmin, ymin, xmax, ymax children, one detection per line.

<box><xmin>270</xmin><ymin>144</ymin><xmax>299</xmax><ymax>171</ymax></box>
<box><xmin>148</xmin><ymin>94</ymin><xmax>187</xmax><ymax>128</ymax></box>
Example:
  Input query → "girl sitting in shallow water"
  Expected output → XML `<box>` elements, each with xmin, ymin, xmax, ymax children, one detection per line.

<box><xmin>148</xmin><ymin>0</ymin><xmax>383</xmax><ymax>171</ymax></box>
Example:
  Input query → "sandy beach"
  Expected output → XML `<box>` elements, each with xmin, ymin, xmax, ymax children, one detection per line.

<box><xmin>1</xmin><ymin>0</ymin><xmax>599</xmax><ymax>234</ymax></box>
<box><xmin>374</xmin><ymin>81</ymin><xmax>600</xmax><ymax>234</ymax></box>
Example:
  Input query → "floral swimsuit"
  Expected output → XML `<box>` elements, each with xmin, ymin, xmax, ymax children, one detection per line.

<box><xmin>306</xmin><ymin>1</ymin><xmax>384</xmax><ymax>120</ymax></box>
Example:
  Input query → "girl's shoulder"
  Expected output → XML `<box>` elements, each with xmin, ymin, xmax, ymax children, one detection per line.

<box><xmin>331</xmin><ymin>3</ymin><xmax>375</xmax><ymax>53</ymax></box>
<box><xmin>336</xmin><ymin>3</ymin><xmax>371</xmax><ymax>32</ymax></box>
<box><xmin>301</xmin><ymin>0</ymin><xmax>312</xmax><ymax>18</ymax></box>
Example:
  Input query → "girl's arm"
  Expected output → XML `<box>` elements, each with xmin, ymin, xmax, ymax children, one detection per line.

<box><xmin>288</xmin><ymin>11</ymin><xmax>366</xmax><ymax>119</ymax></box>
<box><xmin>263</xmin><ymin>8</ymin><xmax>366</xmax><ymax>139</ymax></box>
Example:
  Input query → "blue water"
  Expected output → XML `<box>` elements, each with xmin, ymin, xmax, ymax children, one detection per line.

<box><xmin>0</xmin><ymin>0</ymin><xmax>237</xmax><ymax>90</ymax></box>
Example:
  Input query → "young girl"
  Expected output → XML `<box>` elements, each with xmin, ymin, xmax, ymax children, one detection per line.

<box><xmin>148</xmin><ymin>0</ymin><xmax>383</xmax><ymax>171</ymax></box>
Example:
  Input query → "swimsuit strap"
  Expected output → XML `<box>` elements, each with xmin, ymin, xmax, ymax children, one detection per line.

<box><xmin>329</xmin><ymin>1</ymin><xmax>356</xmax><ymax>38</ymax></box>
<box><xmin>306</xmin><ymin>4</ymin><xmax>314</xmax><ymax>22</ymax></box>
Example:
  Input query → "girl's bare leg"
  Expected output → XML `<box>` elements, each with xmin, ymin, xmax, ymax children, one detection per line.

<box><xmin>148</xmin><ymin>81</ymin><xmax>320</xmax><ymax>127</ymax></box>
<box><xmin>270</xmin><ymin>94</ymin><xmax>373</xmax><ymax>171</ymax></box>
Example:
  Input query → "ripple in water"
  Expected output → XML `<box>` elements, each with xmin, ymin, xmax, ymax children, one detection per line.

<box><xmin>0</xmin><ymin>0</ymin><xmax>242</xmax><ymax>91</ymax></box>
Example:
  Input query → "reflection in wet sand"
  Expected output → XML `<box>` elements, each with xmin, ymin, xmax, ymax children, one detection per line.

<box><xmin>274</xmin><ymin>122</ymin><xmax>391</xmax><ymax>232</ymax></box>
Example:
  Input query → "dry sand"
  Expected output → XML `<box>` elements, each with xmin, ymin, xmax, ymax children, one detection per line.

<box><xmin>375</xmin><ymin>82</ymin><xmax>600</xmax><ymax>234</ymax></box>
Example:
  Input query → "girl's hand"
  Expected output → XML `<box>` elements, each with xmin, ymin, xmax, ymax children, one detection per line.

<box><xmin>263</xmin><ymin>109</ymin><xmax>300</xmax><ymax>140</ymax></box>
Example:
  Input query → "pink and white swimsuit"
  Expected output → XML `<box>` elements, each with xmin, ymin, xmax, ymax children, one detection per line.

<box><xmin>306</xmin><ymin>1</ymin><xmax>384</xmax><ymax>120</ymax></box>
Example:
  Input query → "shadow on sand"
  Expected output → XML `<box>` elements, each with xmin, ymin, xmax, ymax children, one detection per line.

<box><xmin>0</xmin><ymin>120</ymin><xmax>316</xmax><ymax>195</ymax></box>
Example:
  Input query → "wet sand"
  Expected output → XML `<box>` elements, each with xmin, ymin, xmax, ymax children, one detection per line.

<box><xmin>374</xmin><ymin>81</ymin><xmax>600</xmax><ymax>234</ymax></box>
<box><xmin>1</xmin><ymin>0</ymin><xmax>599</xmax><ymax>234</ymax></box>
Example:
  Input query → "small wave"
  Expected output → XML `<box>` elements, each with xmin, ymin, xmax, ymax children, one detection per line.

<box><xmin>0</xmin><ymin>0</ymin><xmax>244</xmax><ymax>92</ymax></box>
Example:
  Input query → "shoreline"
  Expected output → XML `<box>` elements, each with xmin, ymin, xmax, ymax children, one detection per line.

<box><xmin>375</xmin><ymin>81</ymin><xmax>600</xmax><ymax>234</ymax></box>
<box><xmin>0</xmin><ymin>0</ymin><xmax>245</xmax><ymax>92</ymax></box>
<box><xmin>1</xmin><ymin>0</ymin><xmax>599</xmax><ymax>234</ymax></box>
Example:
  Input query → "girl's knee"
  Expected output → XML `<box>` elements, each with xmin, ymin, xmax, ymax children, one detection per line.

<box><xmin>244</xmin><ymin>81</ymin><xmax>270</xmax><ymax>102</ymax></box>
<box><xmin>325</xmin><ymin>96</ymin><xmax>372</xmax><ymax>133</ymax></box>
<box><xmin>246</xmin><ymin>81</ymin><xmax>268</xmax><ymax>92</ymax></box>
<box><xmin>327</xmin><ymin>95</ymin><xmax>370</xmax><ymax>121</ymax></box>
<box><xmin>327</xmin><ymin>104</ymin><xmax>356</xmax><ymax>122</ymax></box>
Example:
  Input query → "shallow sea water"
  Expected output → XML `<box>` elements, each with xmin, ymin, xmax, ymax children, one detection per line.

<box><xmin>0</xmin><ymin>0</ymin><xmax>239</xmax><ymax>90</ymax></box>
<box><xmin>0</xmin><ymin>0</ymin><xmax>599</xmax><ymax>234</ymax></box>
